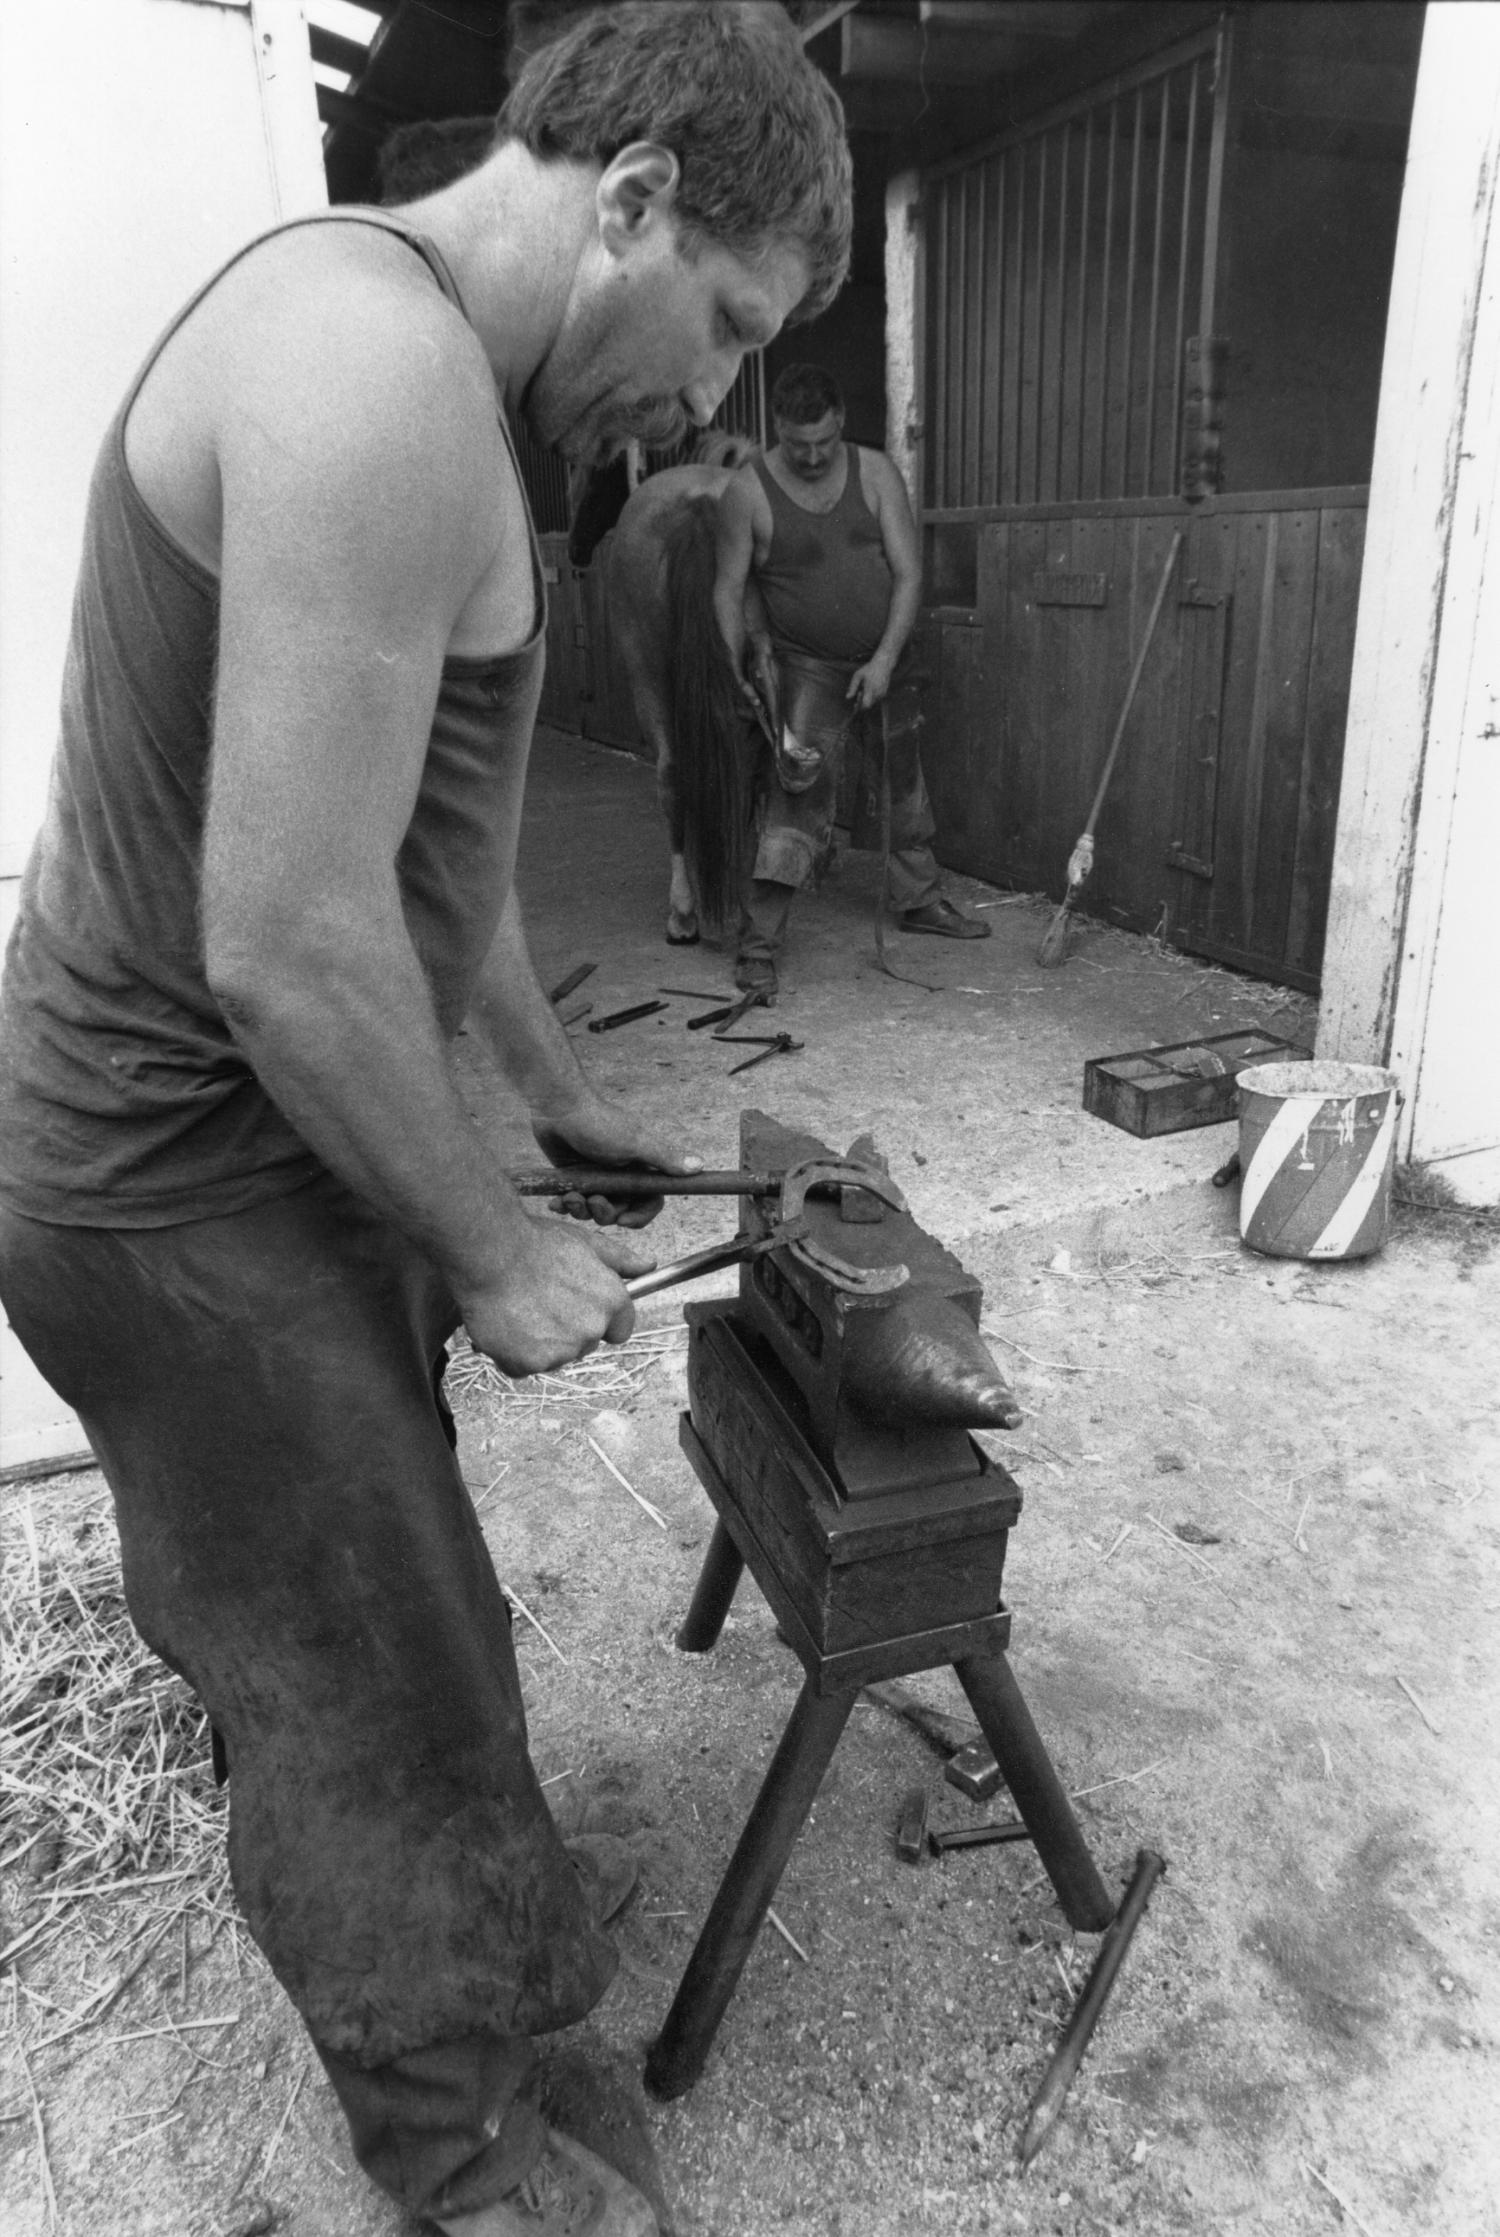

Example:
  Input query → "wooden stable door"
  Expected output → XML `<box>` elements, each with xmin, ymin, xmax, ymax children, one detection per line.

<box><xmin>916</xmin><ymin>489</ymin><xmax>1367</xmax><ymax>993</ymax></box>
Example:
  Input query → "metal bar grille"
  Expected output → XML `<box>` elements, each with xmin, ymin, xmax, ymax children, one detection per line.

<box><xmin>511</xmin><ymin>422</ymin><xmax>571</xmax><ymax>536</ymax></box>
<box><xmin>921</xmin><ymin>27</ymin><xmax>1224</xmax><ymax>510</ymax></box>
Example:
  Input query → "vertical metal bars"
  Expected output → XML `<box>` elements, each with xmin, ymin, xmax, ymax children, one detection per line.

<box><xmin>921</xmin><ymin>28</ymin><xmax>1224</xmax><ymax>510</ymax></box>
<box><xmin>1170</xmin><ymin>58</ymin><xmax>1202</xmax><ymax>461</ymax></box>
<box><xmin>1073</xmin><ymin>114</ymin><xmax>1092</xmax><ymax>502</ymax></box>
<box><xmin>1118</xmin><ymin>84</ymin><xmax>1143</xmax><ymax>498</ymax></box>
<box><xmin>512</xmin><ymin>422</ymin><xmax>571</xmax><ymax>535</ymax></box>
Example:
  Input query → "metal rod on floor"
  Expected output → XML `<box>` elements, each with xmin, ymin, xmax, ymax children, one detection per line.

<box><xmin>1017</xmin><ymin>1847</ymin><xmax>1168</xmax><ymax>2168</ymax></box>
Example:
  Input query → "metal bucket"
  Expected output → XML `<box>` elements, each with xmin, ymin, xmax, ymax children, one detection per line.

<box><xmin>1236</xmin><ymin>1061</ymin><xmax>1399</xmax><ymax>1261</ymax></box>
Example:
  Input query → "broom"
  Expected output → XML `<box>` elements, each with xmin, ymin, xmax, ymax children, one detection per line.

<box><xmin>1036</xmin><ymin>529</ymin><xmax>1185</xmax><ymax>967</ymax></box>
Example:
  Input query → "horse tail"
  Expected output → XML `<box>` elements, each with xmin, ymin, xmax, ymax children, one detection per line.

<box><xmin>664</xmin><ymin>499</ymin><xmax>754</xmax><ymax>934</ymax></box>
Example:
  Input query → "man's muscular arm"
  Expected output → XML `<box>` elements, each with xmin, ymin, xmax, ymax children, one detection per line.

<box><xmin>465</xmin><ymin>888</ymin><xmax>698</xmax><ymax>1229</ymax></box>
<box><xmin>201</xmin><ymin>256</ymin><xmax>646</xmax><ymax>1372</ymax></box>
<box><xmin>847</xmin><ymin>449</ymin><xmax>923</xmax><ymax>710</ymax></box>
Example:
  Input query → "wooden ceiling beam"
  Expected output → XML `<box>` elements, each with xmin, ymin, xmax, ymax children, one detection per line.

<box><xmin>919</xmin><ymin>2</ymin><xmax>1083</xmax><ymax>32</ymax></box>
<box><xmin>308</xmin><ymin>24</ymin><xmax>379</xmax><ymax>79</ymax></box>
<box><xmin>842</xmin><ymin>16</ymin><xmax>1031</xmax><ymax>83</ymax></box>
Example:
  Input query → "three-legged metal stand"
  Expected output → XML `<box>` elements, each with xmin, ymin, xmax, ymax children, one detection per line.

<box><xmin>645</xmin><ymin>1507</ymin><xmax>1115</xmax><ymax>2099</ymax></box>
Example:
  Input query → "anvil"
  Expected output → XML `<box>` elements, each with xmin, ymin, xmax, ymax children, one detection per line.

<box><xmin>646</xmin><ymin>1113</ymin><xmax>1117</xmax><ymax>2100</ymax></box>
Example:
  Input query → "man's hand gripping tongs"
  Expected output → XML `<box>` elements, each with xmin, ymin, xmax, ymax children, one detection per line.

<box><xmin>622</xmin><ymin>1158</ymin><xmax>910</xmax><ymax>1300</ymax></box>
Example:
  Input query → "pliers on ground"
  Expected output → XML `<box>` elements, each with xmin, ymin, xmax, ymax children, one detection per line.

<box><xmin>714</xmin><ymin>1031</ymin><xmax>805</xmax><ymax>1076</ymax></box>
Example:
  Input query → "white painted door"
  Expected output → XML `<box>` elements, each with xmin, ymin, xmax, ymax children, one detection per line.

<box><xmin>0</xmin><ymin>0</ymin><xmax>325</xmax><ymax>1472</ymax></box>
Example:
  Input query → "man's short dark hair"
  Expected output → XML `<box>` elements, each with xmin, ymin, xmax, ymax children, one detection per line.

<box><xmin>770</xmin><ymin>363</ymin><xmax>844</xmax><ymax>426</ymax></box>
<box><xmin>499</xmin><ymin>2</ymin><xmax>852</xmax><ymax>323</ymax></box>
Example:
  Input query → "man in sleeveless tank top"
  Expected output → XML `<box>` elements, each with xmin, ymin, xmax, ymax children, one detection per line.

<box><xmin>713</xmin><ymin>364</ymin><xmax>990</xmax><ymax>1002</ymax></box>
<box><xmin>0</xmin><ymin>11</ymin><xmax>851</xmax><ymax>2233</ymax></box>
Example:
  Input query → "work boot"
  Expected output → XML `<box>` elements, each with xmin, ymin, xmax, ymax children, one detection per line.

<box><xmin>428</xmin><ymin>2127</ymin><xmax>658</xmax><ymax>2236</ymax></box>
<box><xmin>731</xmin><ymin>954</ymin><xmax>778</xmax><ymax>1006</ymax></box>
<box><xmin>897</xmin><ymin>895</ymin><xmax>991</xmax><ymax>939</ymax></box>
<box><xmin>564</xmin><ymin>1834</ymin><xmax>638</xmax><ymax>1928</ymax></box>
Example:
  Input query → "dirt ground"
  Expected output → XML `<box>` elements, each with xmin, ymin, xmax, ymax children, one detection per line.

<box><xmin>3</xmin><ymin>729</ymin><xmax>1497</xmax><ymax>2236</ymax></box>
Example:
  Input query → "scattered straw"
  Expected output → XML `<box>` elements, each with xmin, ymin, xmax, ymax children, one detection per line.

<box><xmin>766</xmin><ymin>1908</ymin><xmax>809</xmax><ymax>1963</ymax></box>
<box><xmin>444</xmin><ymin>1323</ymin><xmax>686</xmax><ymax>1422</ymax></box>
<box><xmin>981</xmin><ymin>1329</ymin><xmax>1085</xmax><ymax>1373</ymax></box>
<box><xmin>1142</xmin><ymin>1512</ymin><xmax>1239</xmax><ymax>1606</ymax></box>
<box><xmin>585</xmin><ymin>1436</ymin><xmax>668</xmax><ymax>1530</ymax></box>
<box><xmin>1070</xmin><ymin>1759</ymin><xmax>1166</xmax><ymax>1801</ymax></box>
<box><xmin>502</xmin><ymin>1583</ymin><xmax>568</xmax><ymax>1665</ymax></box>
<box><xmin>1394</xmin><ymin>1673</ymin><xmax>1442</xmax><ymax>1736</ymax></box>
<box><xmin>1302</xmin><ymin>2159</ymin><xmax>1377</xmax><ymax>2237</ymax></box>
<box><xmin>1</xmin><ymin>1486</ymin><xmax>229</xmax><ymax>1984</ymax></box>
<box><xmin>259</xmin><ymin>2063</ymin><xmax>306</xmax><ymax>2181</ymax></box>
<box><xmin>16</xmin><ymin>2040</ymin><xmax>56</xmax><ymax>2227</ymax></box>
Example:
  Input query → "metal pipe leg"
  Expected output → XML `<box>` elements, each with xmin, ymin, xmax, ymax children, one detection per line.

<box><xmin>674</xmin><ymin>1519</ymin><xmax>745</xmax><ymax>1653</ymax></box>
<box><xmin>646</xmin><ymin>1678</ymin><xmax>856</xmax><ymax>2098</ymax></box>
<box><xmin>953</xmin><ymin>1653</ymin><xmax>1115</xmax><ymax>1932</ymax></box>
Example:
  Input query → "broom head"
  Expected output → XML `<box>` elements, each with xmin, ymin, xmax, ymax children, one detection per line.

<box><xmin>1036</xmin><ymin>837</ymin><xmax>1095</xmax><ymax>966</ymax></box>
<box><xmin>1035</xmin><ymin>892</ymin><xmax>1075</xmax><ymax>967</ymax></box>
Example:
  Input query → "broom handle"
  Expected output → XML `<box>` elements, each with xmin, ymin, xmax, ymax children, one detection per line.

<box><xmin>1079</xmin><ymin>530</ymin><xmax>1184</xmax><ymax>840</ymax></box>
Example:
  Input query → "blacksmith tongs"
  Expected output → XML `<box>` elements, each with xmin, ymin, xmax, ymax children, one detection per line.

<box><xmin>713</xmin><ymin>1030</ymin><xmax>805</xmax><ymax>1076</ymax></box>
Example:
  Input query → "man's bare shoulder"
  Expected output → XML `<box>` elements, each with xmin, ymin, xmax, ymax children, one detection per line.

<box><xmin>130</xmin><ymin>219</ymin><xmax>509</xmax><ymax>591</ymax></box>
<box><xmin>853</xmin><ymin>444</ymin><xmax>905</xmax><ymax>497</ymax></box>
<box><xmin>214</xmin><ymin>222</ymin><xmax>498</xmax><ymax>481</ymax></box>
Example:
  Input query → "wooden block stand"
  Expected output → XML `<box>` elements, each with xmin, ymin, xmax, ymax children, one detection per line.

<box><xmin>645</xmin><ymin>1305</ymin><xmax>1116</xmax><ymax>2101</ymax></box>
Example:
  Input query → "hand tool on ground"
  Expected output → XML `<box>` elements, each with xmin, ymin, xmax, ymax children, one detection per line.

<box><xmin>1016</xmin><ymin>1847</ymin><xmax>1168</xmax><ymax>2166</ymax></box>
<box><xmin>548</xmin><ymin>961</ymin><xmax>597</xmax><ymax>1004</ymax></box>
<box><xmin>645</xmin><ymin>1111</ymin><xmax>1115</xmax><ymax>2103</ymax></box>
<box><xmin>659</xmin><ymin>987</ymin><xmax>736</xmax><ymax>1002</ymax></box>
<box><xmin>587</xmin><ymin>999</ymin><xmax>669</xmax><ymax>1033</ymax></box>
<box><xmin>720</xmin><ymin>1033</ymin><xmax>805</xmax><ymax>1077</ymax></box>
<box><xmin>928</xmin><ymin>1818</ymin><xmax>1033</xmax><ymax>1853</ymax></box>
<box><xmin>702</xmin><ymin>988</ymin><xmax>771</xmax><ymax>1034</ymax></box>
<box><xmin>861</xmin><ymin>1679</ymin><xmax>981</xmax><ymax>1756</ymax></box>
<box><xmin>945</xmin><ymin>1740</ymin><xmax>1002</xmax><ymax>1800</ymax></box>
<box><xmin>895</xmin><ymin>1787</ymin><xmax>930</xmax><ymax>1862</ymax></box>
<box><xmin>1037</xmin><ymin>530</ymin><xmax>1184</xmax><ymax>968</ymax></box>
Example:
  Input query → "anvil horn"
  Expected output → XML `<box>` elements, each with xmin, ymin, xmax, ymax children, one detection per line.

<box><xmin>842</xmin><ymin>1293</ymin><xmax>1023</xmax><ymax>1430</ymax></box>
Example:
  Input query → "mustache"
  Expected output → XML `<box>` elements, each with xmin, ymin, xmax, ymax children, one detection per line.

<box><xmin>625</xmin><ymin>397</ymin><xmax>689</xmax><ymax>449</ymax></box>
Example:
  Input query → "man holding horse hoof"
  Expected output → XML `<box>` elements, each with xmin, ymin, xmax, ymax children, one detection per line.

<box><xmin>0</xmin><ymin>8</ymin><xmax>851</xmax><ymax>2234</ymax></box>
<box><xmin>713</xmin><ymin>363</ymin><xmax>990</xmax><ymax>1002</ymax></box>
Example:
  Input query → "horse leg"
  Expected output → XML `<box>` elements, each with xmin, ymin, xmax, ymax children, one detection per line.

<box><xmin>651</xmin><ymin>721</ymin><xmax>700</xmax><ymax>945</ymax></box>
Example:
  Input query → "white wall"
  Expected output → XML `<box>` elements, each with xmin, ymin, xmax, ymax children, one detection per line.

<box><xmin>0</xmin><ymin>0</ymin><xmax>325</xmax><ymax>1472</ymax></box>
<box><xmin>1318</xmin><ymin>2</ymin><xmax>1500</xmax><ymax>1205</ymax></box>
<box><xmin>883</xmin><ymin>169</ymin><xmax>921</xmax><ymax>513</ymax></box>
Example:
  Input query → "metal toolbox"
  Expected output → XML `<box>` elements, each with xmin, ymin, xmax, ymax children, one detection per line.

<box><xmin>1083</xmin><ymin>1029</ymin><xmax>1311</xmax><ymax>1137</ymax></box>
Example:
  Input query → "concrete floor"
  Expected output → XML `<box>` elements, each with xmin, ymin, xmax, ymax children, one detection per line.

<box><xmin>494</xmin><ymin>723</ymin><xmax>1317</xmax><ymax>1277</ymax></box>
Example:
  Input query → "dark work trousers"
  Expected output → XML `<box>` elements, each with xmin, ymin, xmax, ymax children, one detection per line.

<box><xmin>739</xmin><ymin>648</ymin><xmax>941</xmax><ymax>970</ymax></box>
<box><xmin>0</xmin><ymin>1176</ymin><xmax>617</xmax><ymax>2223</ymax></box>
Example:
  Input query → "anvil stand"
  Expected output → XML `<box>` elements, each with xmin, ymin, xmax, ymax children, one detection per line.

<box><xmin>644</xmin><ymin>1307</ymin><xmax>1117</xmax><ymax>2101</ymax></box>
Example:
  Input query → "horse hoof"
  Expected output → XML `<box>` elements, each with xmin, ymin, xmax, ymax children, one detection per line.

<box><xmin>666</xmin><ymin>913</ymin><xmax>700</xmax><ymax>946</ymax></box>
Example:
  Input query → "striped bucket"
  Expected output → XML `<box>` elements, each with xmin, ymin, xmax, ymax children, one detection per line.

<box><xmin>1236</xmin><ymin>1062</ymin><xmax>1399</xmax><ymax>1262</ymax></box>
